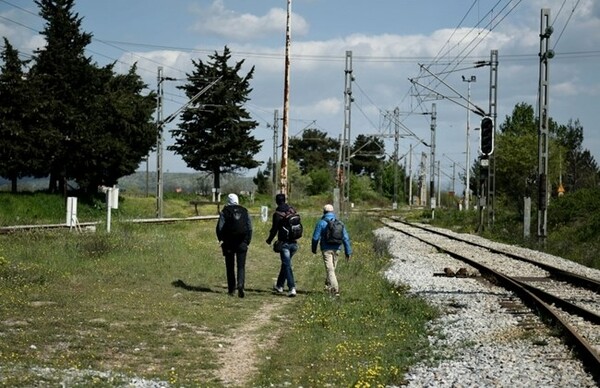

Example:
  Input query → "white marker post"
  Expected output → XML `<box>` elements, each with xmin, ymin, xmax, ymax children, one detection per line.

<box><xmin>104</xmin><ymin>186</ymin><xmax>120</xmax><ymax>233</ymax></box>
<box><xmin>261</xmin><ymin>206</ymin><xmax>269</xmax><ymax>222</ymax></box>
<box><xmin>66</xmin><ymin>197</ymin><xmax>80</xmax><ymax>231</ymax></box>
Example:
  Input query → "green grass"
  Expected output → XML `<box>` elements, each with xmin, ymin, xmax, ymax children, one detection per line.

<box><xmin>0</xmin><ymin>194</ymin><xmax>437</xmax><ymax>387</ymax></box>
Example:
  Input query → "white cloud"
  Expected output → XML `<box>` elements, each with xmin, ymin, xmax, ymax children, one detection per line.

<box><xmin>309</xmin><ymin>97</ymin><xmax>342</xmax><ymax>116</ymax></box>
<box><xmin>189</xmin><ymin>0</ymin><xmax>309</xmax><ymax>41</ymax></box>
<box><xmin>553</xmin><ymin>81</ymin><xmax>578</xmax><ymax>96</ymax></box>
<box><xmin>0</xmin><ymin>8</ymin><xmax>45</xmax><ymax>54</ymax></box>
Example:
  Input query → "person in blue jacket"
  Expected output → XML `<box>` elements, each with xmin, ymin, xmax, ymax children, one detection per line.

<box><xmin>311</xmin><ymin>204</ymin><xmax>352</xmax><ymax>296</ymax></box>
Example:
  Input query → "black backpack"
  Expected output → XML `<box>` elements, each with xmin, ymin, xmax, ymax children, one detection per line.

<box><xmin>324</xmin><ymin>218</ymin><xmax>344</xmax><ymax>244</ymax></box>
<box><xmin>277</xmin><ymin>207</ymin><xmax>303</xmax><ymax>241</ymax></box>
<box><xmin>222</xmin><ymin>205</ymin><xmax>249</xmax><ymax>237</ymax></box>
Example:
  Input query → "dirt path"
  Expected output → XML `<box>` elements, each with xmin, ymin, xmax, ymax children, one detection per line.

<box><xmin>213</xmin><ymin>300</ymin><xmax>287</xmax><ymax>387</ymax></box>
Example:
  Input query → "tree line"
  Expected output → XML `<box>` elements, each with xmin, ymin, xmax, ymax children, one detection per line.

<box><xmin>0</xmin><ymin>0</ymin><xmax>264</xmax><ymax>197</ymax></box>
<box><xmin>474</xmin><ymin>103</ymin><xmax>599</xmax><ymax>215</ymax></box>
<box><xmin>255</xmin><ymin>102</ymin><xmax>599</xmax><ymax>210</ymax></box>
<box><xmin>1</xmin><ymin>1</ymin><xmax>597</xmax><ymax>213</ymax></box>
<box><xmin>0</xmin><ymin>0</ymin><xmax>156</xmax><ymax>195</ymax></box>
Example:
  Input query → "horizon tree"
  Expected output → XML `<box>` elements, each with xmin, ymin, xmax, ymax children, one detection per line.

<box><xmin>169</xmin><ymin>46</ymin><xmax>262</xmax><ymax>196</ymax></box>
<box><xmin>554</xmin><ymin>119</ymin><xmax>599</xmax><ymax>192</ymax></box>
<box><xmin>0</xmin><ymin>38</ymin><xmax>48</xmax><ymax>192</ymax></box>
<box><xmin>288</xmin><ymin>128</ymin><xmax>339</xmax><ymax>175</ymax></box>
<box><xmin>350</xmin><ymin>134</ymin><xmax>386</xmax><ymax>176</ymax></box>
<box><xmin>28</xmin><ymin>0</ymin><xmax>157</xmax><ymax>195</ymax></box>
<box><xmin>29</xmin><ymin>0</ymin><xmax>95</xmax><ymax>194</ymax></box>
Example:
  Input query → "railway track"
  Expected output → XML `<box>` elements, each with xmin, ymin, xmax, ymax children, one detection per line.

<box><xmin>383</xmin><ymin>218</ymin><xmax>600</xmax><ymax>383</ymax></box>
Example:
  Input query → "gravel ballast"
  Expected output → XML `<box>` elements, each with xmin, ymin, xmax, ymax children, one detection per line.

<box><xmin>375</xmin><ymin>226</ymin><xmax>598</xmax><ymax>387</ymax></box>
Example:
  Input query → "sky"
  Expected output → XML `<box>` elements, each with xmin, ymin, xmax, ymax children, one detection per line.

<box><xmin>1</xmin><ymin>0</ymin><xmax>599</xmax><ymax>195</ymax></box>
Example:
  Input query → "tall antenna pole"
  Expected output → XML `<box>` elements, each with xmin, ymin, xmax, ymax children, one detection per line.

<box><xmin>538</xmin><ymin>9</ymin><xmax>553</xmax><ymax>241</ymax></box>
<box><xmin>279</xmin><ymin>0</ymin><xmax>292</xmax><ymax>196</ymax></box>
<box><xmin>429</xmin><ymin>103</ymin><xmax>437</xmax><ymax>214</ymax></box>
<box><xmin>393</xmin><ymin>107</ymin><xmax>399</xmax><ymax>210</ymax></box>
<box><xmin>463</xmin><ymin>75</ymin><xmax>476</xmax><ymax>211</ymax></box>
<box><xmin>487</xmin><ymin>50</ymin><xmax>499</xmax><ymax>227</ymax></box>
<box><xmin>156</xmin><ymin>67</ymin><xmax>164</xmax><ymax>218</ymax></box>
<box><xmin>272</xmin><ymin>109</ymin><xmax>279</xmax><ymax>199</ymax></box>
<box><xmin>408</xmin><ymin>144</ymin><xmax>413</xmax><ymax>206</ymax></box>
<box><xmin>343</xmin><ymin>50</ymin><xmax>353</xmax><ymax>216</ymax></box>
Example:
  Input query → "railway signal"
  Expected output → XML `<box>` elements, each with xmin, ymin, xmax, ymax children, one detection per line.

<box><xmin>480</xmin><ymin>116</ymin><xmax>494</xmax><ymax>155</ymax></box>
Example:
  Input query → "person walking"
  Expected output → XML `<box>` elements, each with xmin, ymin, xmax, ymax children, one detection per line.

<box><xmin>311</xmin><ymin>204</ymin><xmax>352</xmax><ymax>296</ymax></box>
<box><xmin>266</xmin><ymin>193</ymin><xmax>301</xmax><ymax>297</ymax></box>
<box><xmin>216</xmin><ymin>193</ymin><xmax>252</xmax><ymax>298</ymax></box>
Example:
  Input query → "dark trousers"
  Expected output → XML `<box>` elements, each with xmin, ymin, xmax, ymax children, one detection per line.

<box><xmin>223</xmin><ymin>242</ymin><xmax>248</xmax><ymax>293</ymax></box>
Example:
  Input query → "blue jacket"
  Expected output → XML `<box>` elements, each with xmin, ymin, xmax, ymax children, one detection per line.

<box><xmin>311</xmin><ymin>212</ymin><xmax>352</xmax><ymax>256</ymax></box>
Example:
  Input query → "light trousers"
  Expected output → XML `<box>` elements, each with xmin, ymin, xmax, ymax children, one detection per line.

<box><xmin>322</xmin><ymin>249</ymin><xmax>339</xmax><ymax>292</ymax></box>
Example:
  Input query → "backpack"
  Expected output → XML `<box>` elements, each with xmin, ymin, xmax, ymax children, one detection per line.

<box><xmin>277</xmin><ymin>207</ymin><xmax>303</xmax><ymax>241</ymax></box>
<box><xmin>324</xmin><ymin>218</ymin><xmax>344</xmax><ymax>244</ymax></box>
<box><xmin>222</xmin><ymin>205</ymin><xmax>249</xmax><ymax>237</ymax></box>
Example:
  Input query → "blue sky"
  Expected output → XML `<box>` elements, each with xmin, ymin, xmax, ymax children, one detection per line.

<box><xmin>1</xmin><ymin>0</ymin><xmax>599</xmax><ymax>195</ymax></box>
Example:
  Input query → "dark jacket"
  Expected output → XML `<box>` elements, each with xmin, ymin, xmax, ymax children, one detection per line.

<box><xmin>266</xmin><ymin>203</ymin><xmax>298</xmax><ymax>244</ymax></box>
<box><xmin>216</xmin><ymin>204</ymin><xmax>252</xmax><ymax>246</ymax></box>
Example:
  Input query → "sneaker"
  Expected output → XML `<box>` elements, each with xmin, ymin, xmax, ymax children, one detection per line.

<box><xmin>273</xmin><ymin>285</ymin><xmax>284</xmax><ymax>294</ymax></box>
<box><xmin>288</xmin><ymin>288</ymin><xmax>297</xmax><ymax>297</ymax></box>
<box><xmin>238</xmin><ymin>288</ymin><xmax>245</xmax><ymax>298</ymax></box>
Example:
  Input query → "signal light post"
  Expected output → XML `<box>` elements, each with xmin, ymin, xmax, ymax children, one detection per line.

<box><xmin>478</xmin><ymin>116</ymin><xmax>494</xmax><ymax>232</ymax></box>
<box><xmin>480</xmin><ymin>116</ymin><xmax>494</xmax><ymax>156</ymax></box>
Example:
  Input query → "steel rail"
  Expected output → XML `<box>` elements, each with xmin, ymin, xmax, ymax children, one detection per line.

<box><xmin>389</xmin><ymin>216</ymin><xmax>600</xmax><ymax>292</ymax></box>
<box><xmin>383</xmin><ymin>219</ymin><xmax>600</xmax><ymax>383</ymax></box>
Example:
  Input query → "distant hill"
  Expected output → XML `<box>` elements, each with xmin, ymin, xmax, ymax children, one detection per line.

<box><xmin>0</xmin><ymin>172</ymin><xmax>257</xmax><ymax>195</ymax></box>
<box><xmin>0</xmin><ymin>176</ymin><xmax>48</xmax><ymax>192</ymax></box>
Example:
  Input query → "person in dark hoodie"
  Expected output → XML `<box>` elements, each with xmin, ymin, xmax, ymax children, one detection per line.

<box><xmin>216</xmin><ymin>193</ymin><xmax>252</xmax><ymax>298</ymax></box>
<box><xmin>266</xmin><ymin>193</ymin><xmax>299</xmax><ymax>297</ymax></box>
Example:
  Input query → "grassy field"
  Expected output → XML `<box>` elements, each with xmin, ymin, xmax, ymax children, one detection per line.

<box><xmin>0</xmin><ymin>193</ymin><xmax>437</xmax><ymax>387</ymax></box>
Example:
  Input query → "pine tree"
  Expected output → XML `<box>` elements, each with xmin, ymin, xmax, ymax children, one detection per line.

<box><xmin>0</xmin><ymin>38</ymin><xmax>47</xmax><ymax>192</ymax></box>
<box><xmin>29</xmin><ymin>0</ymin><xmax>156</xmax><ymax>195</ymax></box>
<box><xmin>30</xmin><ymin>0</ymin><xmax>95</xmax><ymax>193</ymax></box>
<box><xmin>555</xmin><ymin>119</ymin><xmax>599</xmax><ymax>192</ymax></box>
<box><xmin>288</xmin><ymin>128</ymin><xmax>339</xmax><ymax>174</ymax></box>
<box><xmin>350</xmin><ymin>134</ymin><xmax>386</xmax><ymax>176</ymax></box>
<box><xmin>74</xmin><ymin>64</ymin><xmax>156</xmax><ymax>193</ymax></box>
<box><xmin>168</xmin><ymin>46</ymin><xmax>262</xmax><ymax>194</ymax></box>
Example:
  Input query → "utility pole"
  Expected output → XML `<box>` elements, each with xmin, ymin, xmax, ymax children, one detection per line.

<box><xmin>280</xmin><ymin>0</ymin><xmax>292</xmax><ymax>196</ymax></box>
<box><xmin>429</xmin><ymin>103</ymin><xmax>437</xmax><ymax>215</ymax></box>
<box><xmin>452</xmin><ymin>162</ymin><xmax>456</xmax><ymax>195</ymax></box>
<box><xmin>419</xmin><ymin>152</ymin><xmax>427</xmax><ymax>206</ymax></box>
<box><xmin>272</xmin><ymin>109</ymin><xmax>279</xmax><ymax>199</ymax></box>
<box><xmin>487</xmin><ymin>50</ymin><xmax>499</xmax><ymax>227</ymax></box>
<box><xmin>538</xmin><ymin>8</ymin><xmax>553</xmax><ymax>241</ymax></box>
<box><xmin>155</xmin><ymin>67</ymin><xmax>176</xmax><ymax>218</ymax></box>
<box><xmin>462</xmin><ymin>75</ymin><xmax>476</xmax><ymax>211</ymax></box>
<box><xmin>436</xmin><ymin>160</ymin><xmax>441</xmax><ymax>207</ymax></box>
<box><xmin>342</xmin><ymin>50</ymin><xmax>353</xmax><ymax>216</ymax></box>
<box><xmin>408</xmin><ymin>144</ymin><xmax>413</xmax><ymax>206</ymax></box>
<box><xmin>393</xmin><ymin>107</ymin><xmax>399</xmax><ymax>210</ymax></box>
<box><xmin>156</xmin><ymin>67</ymin><xmax>165</xmax><ymax>218</ymax></box>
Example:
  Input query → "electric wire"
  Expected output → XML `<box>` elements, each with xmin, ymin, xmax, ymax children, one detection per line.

<box><xmin>1</xmin><ymin>0</ymin><xmax>597</xmax><ymax>161</ymax></box>
<box><xmin>552</xmin><ymin>0</ymin><xmax>582</xmax><ymax>51</ymax></box>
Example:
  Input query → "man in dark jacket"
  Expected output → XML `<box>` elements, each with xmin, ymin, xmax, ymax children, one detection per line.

<box><xmin>266</xmin><ymin>193</ymin><xmax>299</xmax><ymax>297</ymax></box>
<box><xmin>216</xmin><ymin>193</ymin><xmax>252</xmax><ymax>298</ymax></box>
